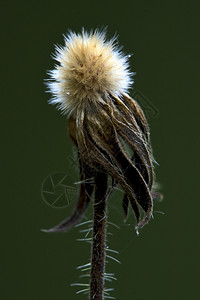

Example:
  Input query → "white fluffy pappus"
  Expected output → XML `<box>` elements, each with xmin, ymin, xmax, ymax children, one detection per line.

<box><xmin>47</xmin><ymin>29</ymin><xmax>134</xmax><ymax>114</ymax></box>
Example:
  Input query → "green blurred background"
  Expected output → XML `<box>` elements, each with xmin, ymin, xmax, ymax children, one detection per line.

<box><xmin>1</xmin><ymin>0</ymin><xmax>199</xmax><ymax>299</ymax></box>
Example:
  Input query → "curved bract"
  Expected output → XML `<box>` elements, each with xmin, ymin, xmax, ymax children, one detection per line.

<box><xmin>45</xmin><ymin>92</ymin><xmax>155</xmax><ymax>233</ymax></box>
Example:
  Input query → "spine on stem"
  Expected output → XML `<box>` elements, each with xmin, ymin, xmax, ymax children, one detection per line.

<box><xmin>90</xmin><ymin>172</ymin><xmax>108</xmax><ymax>300</ymax></box>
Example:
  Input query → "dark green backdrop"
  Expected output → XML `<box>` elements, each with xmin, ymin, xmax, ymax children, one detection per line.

<box><xmin>1</xmin><ymin>1</ymin><xmax>199</xmax><ymax>299</ymax></box>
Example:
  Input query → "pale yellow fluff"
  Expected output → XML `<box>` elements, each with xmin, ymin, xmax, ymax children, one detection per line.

<box><xmin>47</xmin><ymin>30</ymin><xmax>133</xmax><ymax>114</ymax></box>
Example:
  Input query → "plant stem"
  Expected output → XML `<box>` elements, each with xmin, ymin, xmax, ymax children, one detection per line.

<box><xmin>90</xmin><ymin>172</ymin><xmax>108</xmax><ymax>300</ymax></box>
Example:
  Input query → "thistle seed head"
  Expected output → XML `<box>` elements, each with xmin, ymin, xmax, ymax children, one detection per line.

<box><xmin>47</xmin><ymin>29</ymin><xmax>133</xmax><ymax>114</ymax></box>
<box><xmin>45</xmin><ymin>29</ymin><xmax>161</xmax><ymax>235</ymax></box>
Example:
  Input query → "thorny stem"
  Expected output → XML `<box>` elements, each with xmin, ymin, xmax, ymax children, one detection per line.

<box><xmin>90</xmin><ymin>172</ymin><xmax>108</xmax><ymax>300</ymax></box>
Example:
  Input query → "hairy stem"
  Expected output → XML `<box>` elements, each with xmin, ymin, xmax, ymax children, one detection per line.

<box><xmin>90</xmin><ymin>172</ymin><xmax>108</xmax><ymax>300</ymax></box>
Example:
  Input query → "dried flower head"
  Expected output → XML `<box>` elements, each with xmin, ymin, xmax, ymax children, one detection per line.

<box><xmin>46</xmin><ymin>29</ymin><xmax>156</xmax><ymax>234</ymax></box>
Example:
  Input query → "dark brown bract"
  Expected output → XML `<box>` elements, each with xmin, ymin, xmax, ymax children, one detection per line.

<box><xmin>46</xmin><ymin>92</ymin><xmax>155</xmax><ymax>234</ymax></box>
